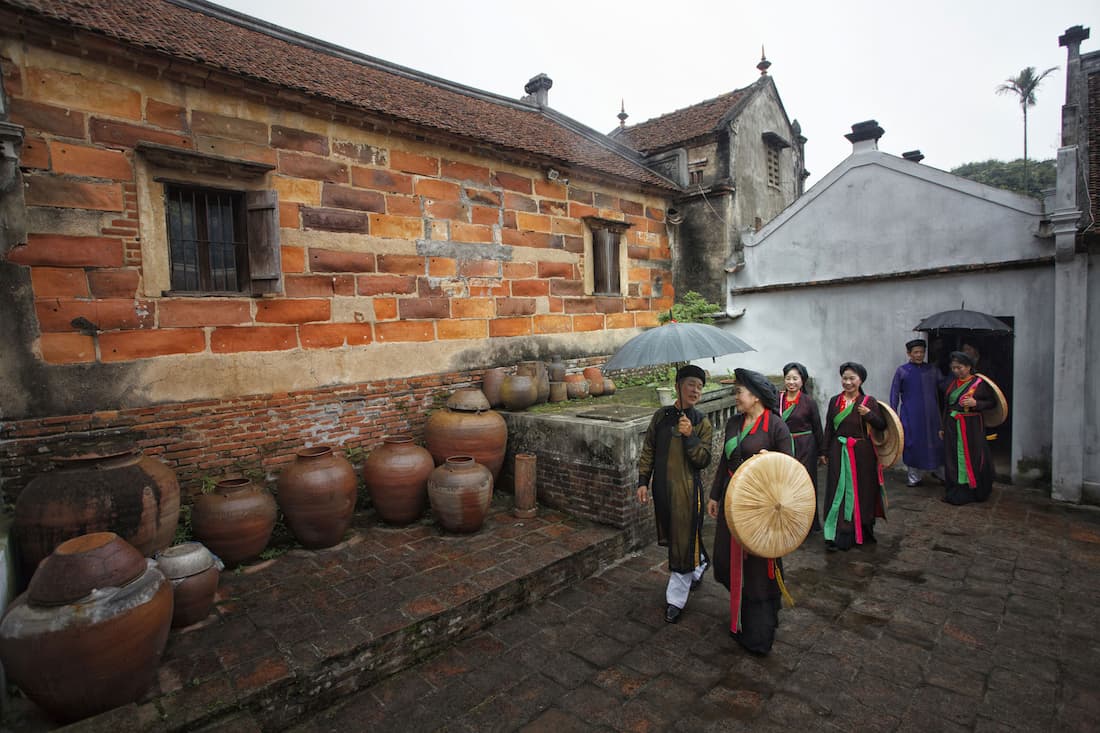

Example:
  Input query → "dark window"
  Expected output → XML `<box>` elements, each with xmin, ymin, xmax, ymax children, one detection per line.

<box><xmin>591</xmin><ymin>226</ymin><xmax>621</xmax><ymax>295</ymax></box>
<box><xmin>689</xmin><ymin>169</ymin><xmax>703</xmax><ymax>185</ymax></box>
<box><xmin>766</xmin><ymin>146</ymin><xmax>781</xmax><ymax>188</ymax></box>
<box><xmin>166</xmin><ymin>185</ymin><xmax>248</xmax><ymax>292</ymax></box>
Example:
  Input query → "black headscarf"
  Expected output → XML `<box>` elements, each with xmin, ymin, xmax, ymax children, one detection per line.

<box><xmin>949</xmin><ymin>351</ymin><xmax>974</xmax><ymax>368</ymax></box>
<box><xmin>905</xmin><ymin>339</ymin><xmax>926</xmax><ymax>352</ymax></box>
<box><xmin>735</xmin><ymin>368</ymin><xmax>778</xmax><ymax>411</ymax></box>
<box><xmin>838</xmin><ymin>361</ymin><xmax>867</xmax><ymax>394</ymax></box>
<box><xmin>675</xmin><ymin>364</ymin><xmax>706</xmax><ymax>385</ymax></box>
<box><xmin>782</xmin><ymin>362</ymin><xmax>809</xmax><ymax>393</ymax></box>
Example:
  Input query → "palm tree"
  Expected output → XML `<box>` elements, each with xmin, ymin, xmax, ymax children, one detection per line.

<box><xmin>995</xmin><ymin>66</ymin><xmax>1058</xmax><ymax>193</ymax></box>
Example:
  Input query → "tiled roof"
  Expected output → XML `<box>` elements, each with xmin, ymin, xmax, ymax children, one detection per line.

<box><xmin>612</xmin><ymin>84</ymin><xmax>758</xmax><ymax>154</ymax></box>
<box><xmin>1</xmin><ymin>0</ymin><xmax>678</xmax><ymax>190</ymax></box>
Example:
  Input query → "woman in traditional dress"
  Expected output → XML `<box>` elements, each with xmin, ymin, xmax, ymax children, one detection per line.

<box><xmin>821</xmin><ymin>362</ymin><xmax>887</xmax><ymax>551</ymax></box>
<box><xmin>707</xmin><ymin>368</ymin><xmax>793</xmax><ymax>655</ymax></box>
<box><xmin>940</xmin><ymin>351</ymin><xmax>995</xmax><ymax>505</ymax></box>
<box><xmin>780</xmin><ymin>362</ymin><xmax>824</xmax><ymax>532</ymax></box>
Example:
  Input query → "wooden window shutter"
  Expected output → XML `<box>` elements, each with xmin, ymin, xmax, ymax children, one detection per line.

<box><xmin>245</xmin><ymin>189</ymin><xmax>282</xmax><ymax>295</ymax></box>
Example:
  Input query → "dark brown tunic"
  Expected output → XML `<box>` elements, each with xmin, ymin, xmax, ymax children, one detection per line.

<box><xmin>779</xmin><ymin>391</ymin><xmax>824</xmax><ymax>531</ymax></box>
<box><xmin>942</xmin><ymin>377</ymin><xmax>996</xmax><ymax>505</ymax></box>
<box><xmin>822</xmin><ymin>393</ymin><xmax>887</xmax><ymax>550</ymax></box>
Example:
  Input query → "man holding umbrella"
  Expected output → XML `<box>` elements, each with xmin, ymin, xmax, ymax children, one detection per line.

<box><xmin>636</xmin><ymin>364</ymin><xmax>714</xmax><ymax>623</ymax></box>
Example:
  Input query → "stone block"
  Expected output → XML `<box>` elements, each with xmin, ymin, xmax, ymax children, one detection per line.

<box><xmin>605</xmin><ymin>312</ymin><xmax>635</xmax><ymax>329</ymax></box>
<box><xmin>23</xmin><ymin>176</ymin><xmax>124</xmax><ymax>212</ymax></box>
<box><xmin>492</xmin><ymin>171</ymin><xmax>532</xmax><ymax>194</ymax></box>
<box><xmin>376</xmin><ymin>254</ymin><xmax>425</xmax><ymax>275</ymax></box>
<box><xmin>369</xmin><ymin>214</ymin><xmax>424</xmax><ymax>240</ymax></box>
<box><xmin>38</xmin><ymin>332</ymin><xmax>96</xmax><ymax>364</ymax></box>
<box><xmin>36</xmin><ymin>297</ymin><xmax>153</xmax><ymax>332</ymax></box>
<box><xmin>552</xmin><ymin>218</ymin><xmax>585</xmax><ymax>236</ymax></box>
<box><xmin>281</xmin><ymin>246</ymin><xmax>306</xmax><ymax>273</ymax></box>
<box><xmin>534</xmin><ymin>180</ymin><xmax>567</xmax><ymax>199</ymax></box>
<box><xmin>49</xmin><ymin>142</ymin><xmax>132</xmax><ymax>180</ymax></box>
<box><xmin>501</xmin><ymin>229</ymin><xmax>552</xmax><ymax>249</ymax></box>
<box><xmin>191</xmin><ymin>110</ymin><xmax>268</xmax><ymax>144</ymax></box>
<box><xmin>279</xmin><ymin>202</ymin><xmax>300</xmax><ymax>229</ymax></box>
<box><xmin>415</xmin><ymin>178</ymin><xmax>462</xmax><ymax>202</ymax></box>
<box><xmin>19</xmin><ymin>136</ymin><xmax>49</xmax><ymax>169</ymax></box>
<box><xmin>510</xmin><ymin>279</ymin><xmax>549</xmax><ymax>297</ymax></box>
<box><xmin>495</xmin><ymin>297</ymin><xmax>536</xmax><ymax>317</ymax></box>
<box><xmin>503</xmin><ymin>193</ymin><xmax>537</xmax><ymax>213</ymax></box>
<box><xmin>308</xmin><ymin>248</ymin><xmax>376</xmax><ymax>273</ymax></box>
<box><xmin>90</xmin><ymin>117</ymin><xmax>192</xmax><ymax>150</ymax></box>
<box><xmin>300</xmin><ymin>323</ymin><xmax>373</xmax><ymax>348</ymax></box>
<box><xmin>25</xmin><ymin>68</ymin><xmax>141</xmax><ymax>120</ymax></box>
<box><xmin>10</xmin><ymin>98</ymin><xmax>86</xmax><ymax>138</ymax></box>
<box><xmin>451</xmin><ymin>223</ymin><xmax>494</xmax><ymax>244</ymax></box>
<box><xmin>572</xmin><ymin>314</ymin><xmax>605</xmax><ymax>332</ymax></box>
<box><xmin>300</xmin><ymin>206</ymin><xmax>369</xmax><ymax>233</ymax></box>
<box><xmin>471</xmin><ymin>206</ymin><xmax>499</xmax><ymax>226</ymax></box>
<box><xmin>488</xmin><ymin>317</ymin><xmax>532</xmax><ymax>338</ymax></box>
<box><xmin>537</xmin><ymin>261</ymin><xmax>573</xmax><ymax>279</ymax></box>
<box><xmin>594</xmin><ymin>297</ymin><xmax>624</xmax><ymax>314</ymax></box>
<box><xmin>30</xmin><ymin>267</ymin><xmax>90</xmax><ymax>298</ymax></box>
<box><xmin>390</xmin><ymin>150</ymin><xmax>438</xmax><ymax>176</ymax></box>
<box><xmin>387</xmin><ymin>195</ymin><xmax>423</xmax><ymax>217</ymax></box>
<box><xmin>516</xmin><ymin>212</ymin><xmax>552</xmax><ymax>233</ymax></box>
<box><xmin>271</xmin><ymin>125</ymin><xmax>329</xmax><ymax>155</ymax></box>
<box><xmin>441</xmin><ymin>160</ymin><xmax>491</xmax><ymax>185</ymax></box>
<box><xmin>538</xmin><ymin>200</ymin><xmax>568</xmax><ymax>217</ymax></box>
<box><xmin>145</xmin><ymin>99</ymin><xmax>186</xmax><ymax>130</ymax></box>
<box><xmin>100</xmin><ymin>328</ymin><xmax>206</xmax><ymax>361</ymax></box>
<box><xmin>550</xmin><ymin>280</ymin><xmax>584</xmax><ymax>297</ymax></box>
<box><xmin>352</xmin><ymin>166</ymin><xmax>413</xmax><ymax>194</ymax></box>
<box><xmin>357</xmin><ymin>274</ymin><xmax>417</xmax><ymax>295</ymax></box>
<box><xmin>9</xmin><ymin>234</ymin><xmax>123</xmax><ymax>267</ymax></box>
<box><xmin>465</xmin><ymin>188</ymin><xmax>501</xmax><ymax>206</ymax></box>
<box><xmin>284</xmin><ymin>274</ymin><xmax>355</xmax><ymax>297</ymax></box>
<box><xmin>437</xmin><ymin>319</ymin><xmax>488</xmax><ymax>340</ymax></box>
<box><xmin>278</xmin><ymin>153</ymin><xmax>348</xmax><ymax>183</ymax></box>
<box><xmin>333</xmin><ymin>140</ymin><xmax>387</xmax><ymax>165</ymax></box>
<box><xmin>375</xmin><ymin>320</ymin><xmax>434</xmax><ymax>342</ymax></box>
<box><xmin>398</xmin><ymin>297</ymin><xmax>450</xmax><ymax>320</ymax></box>
<box><xmin>451</xmin><ymin>297</ymin><xmax>493</xmax><ymax>319</ymax></box>
<box><xmin>533</xmin><ymin>314</ymin><xmax>571</xmax><ymax>334</ymax></box>
<box><xmin>321</xmin><ymin>184</ymin><xmax>385</xmax><ymax>213</ymax></box>
<box><xmin>428</xmin><ymin>257</ymin><xmax>457</xmax><ymax>277</ymax></box>
<box><xmin>372</xmin><ymin>297</ymin><xmax>397</xmax><ymax>320</ymax></box>
<box><xmin>458</xmin><ymin>259</ymin><xmax>500</xmax><ymax>278</ymax></box>
<box><xmin>568</xmin><ymin>202</ymin><xmax>598</xmax><ymax>219</ymax></box>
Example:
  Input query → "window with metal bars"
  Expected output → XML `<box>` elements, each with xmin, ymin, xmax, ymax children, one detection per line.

<box><xmin>766</xmin><ymin>145</ymin><xmax>781</xmax><ymax>188</ymax></box>
<box><xmin>165</xmin><ymin>184</ymin><xmax>249</xmax><ymax>293</ymax></box>
<box><xmin>591</xmin><ymin>225</ymin><xmax>622</xmax><ymax>295</ymax></box>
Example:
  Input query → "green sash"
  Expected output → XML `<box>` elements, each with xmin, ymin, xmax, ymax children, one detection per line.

<box><xmin>781</xmin><ymin>394</ymin><xmax>798</xmax><ymax>421</ymax></box>
<box><xmin>948</xmin><ymin>377</ymin><xmax>976</xmax><ymax>405</ymax></box>
<box><xmin>831</xmin><ymin>396</ymin><xmax>856</xmax><ymax>430</ymax></box>
<box><xmin>724</xmin><ymin>414</ymin><xmax>761</xmax><ymax>460</ymax></box>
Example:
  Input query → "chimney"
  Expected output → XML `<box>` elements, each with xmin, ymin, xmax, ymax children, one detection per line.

<box><xmin>523</xmin><ymin>73</ymin><xmax>553</xmax><ymax>108</ymax></box>
<box><xmin>844</xmin><ymin>120</ymin><xmax>884</xmax><ymax>154</ymax></box>
<box><xmin>902</xmin><ymin>150</ymin><xmax>924</xmax><ymax>163</ymax></box>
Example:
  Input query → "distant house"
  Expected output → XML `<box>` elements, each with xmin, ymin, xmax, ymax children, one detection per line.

<box><xmin>612</xmin><ymin>60</ymin><xmax>807</xmax><ymax>307</ymax></box>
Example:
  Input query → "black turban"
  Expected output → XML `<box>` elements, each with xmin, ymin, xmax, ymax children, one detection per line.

<box><xmin>735</xmin><ymin>368</ymin><xmax>778</xmax><ymax>411</ymax></box>
<box><xmin>782</xmin><ymin>362</ymin><xmax>809</xmax><ymax>393</ymax></box>
<box><xmin>905</xmin><ymin>339</ymin><xmax>927</xmax><ymax>352</ymax></box>
<box><xmin>675</xmin><ymin>364</ymin><xmax>706</xmax><ymax>385</ymax></box>
<box><xmin>838</xmin><ymin>361</ymin><xmax>868</xmax><ymax>383</ymax></box>
<box><xmin>949</xmin><ymin>351</ymin><xmax>974</xmax><ymax>368</ymax></box>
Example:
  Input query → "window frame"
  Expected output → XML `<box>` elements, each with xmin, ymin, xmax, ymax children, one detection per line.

<box><xmin>582</xmin><ymin>217</ymin><xmax>631</xmax><ymax>297</ymax></box>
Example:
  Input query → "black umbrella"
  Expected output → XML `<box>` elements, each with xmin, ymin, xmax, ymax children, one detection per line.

<box><xmin>601</xmin><ymin>321</ymin><xmax>754</xmax><ymax>372</ymax></box>
<box><xmin>914</xmin><ymin>309</ymin><xmax>1012</xmax><ymax>334</ymax></box>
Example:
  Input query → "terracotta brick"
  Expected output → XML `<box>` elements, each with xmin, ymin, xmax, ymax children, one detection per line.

<box><xmin>210</xmin><ymin>326</ymin><xmax>298</xmax><ymax>353</ymax></box>
<box><xmin>146</xmin><ymin>99</ymin><xmax>185</xmax><ymax>130</ymax></box>
<box><xmin>90</xmin><ymin>118</ymin><xmax>192</xmax><ymax>150</ymax></box>
<box><xmin>159</xmin><ymin>299</ymin><xmax>252</xmax><ymax>327</ymax></box>
<box><xmin>501</xmin><ymin>229</ymin><xmax>552</xmax><ymax>249</ymax></box>
<box><xmin>271</xmin><ymin>125</ymin><xmax>329</xmax><ymax>155</ymax></box>
<box><xmin>503</xmin><ymin>193</ymin><xmax>537</xmax><ymax>213</ymax></box>
<box><xmin>488</xmin><ymin>317</ymin><xmax>532</xmax><ymax>338</ymax></box>
<box><xmin>502</xmin><ymin>210</ymin><xmax>517</xmax><ymax>230</ymax></box>
<box><xmin>284</xmin><ymin>274</ymin><xmax>354</xmax><ymax>297</ymax></box>
<box><xmin>466</xmin><ymin>188</ymin><xmax>501</xmax><ymax>206</ymax></box>
<box><xmin>593</xmin><ymin>192</ymin><xmax>619</xmax><ymax>209</ymax></box>
<box><xmin>31</xmin><ymin>267</ymin><xmax>89</xmax><ymax>298</ymax></box>
<box><xmin>468</xmin><ymin>283</ymin><xmax>509</xmax><ymax>297</ymax></box>
<box><xmin>510</xmin><ymin>279</ymin><xmax>549</xmax><ymax>297</ymax></box>
<box><xmin>646</xmin><ymin>207</ymin><xmax>665</xmax><ymax>221</ymax></box>
<box><xmin>10</xmin><ymin>99</ymin><xmax>85</xmax><ymax>138</ymax></box>
<box><xmin>568</xmin><ymin>187</ymin><xmax>594</xmax><ymax>204</ymax></box>
<box><xmin>23</xmin><ymin>177</ymin><xmax>124</xmax><ymax>212</ymax></box>
<box><xmin>36</xmin><ymin>298</ymin><xmax>153</xmax><ymax>332</ymax></box>
<box><xmin>25</xmin><ymin>68</ymin><xmax>141</xmax><ymax>119</ymax></box>
<box><xmin>387</xmin><ymin>194</ymin><xmax>423</xmax><ymax>217</ymax></box>
<box><xmin>648</xmin><ymin>219</ymin><xmax>667</xmax><ymax>236</ymax></box>
<box><xmin>398</xmin><ymin>298</ymin><xmax>450</xmax><ymax>319</ymax></box>
<box><xmin>38</xmin><ymin>332</ymin><xmax>95</xmax><ymax>364</ymax></box>
<box><xmin>190</xmin><ymin>110</ymin><xmax>267</xmax><ymax>143</ymax></box>
<box><xmin>279</xmin><ymin>153</ymin><xmax>348</xmax><ymax>183</ymax></box>
<box><xmin>628</xmin><ymin>267</ymin><xmax>651</xmax><ymax>284</ymax></box>
<box><xmin>572</xmin><ymin>314</ymin><xmax>605</xmax><ymax>332</ymax></box>
<box><xmin>628</xmin><ymin>244</ymin><xmax>651</xmax><ymax>260</ymax></box>
<box><xmin>101</xmin><ymin>328</ymin><xmax>206</xmax><ymax>361</ymax></box>
<box><xmin>561</xmin><ymin>235</ymin><xmax>584</xmax><ymax>254</ymax></box>
<box><xmin>538</xmin><ymin>200</ymin><xmax>568</xmax><ymax>219</ymax></box>
<box><xmin>635</xmin><ymin>311</ymin><xmax>659</xmax><ymax>328</ymax></box>
<box><xmin>458</xmin><ymin>260</ymin><xmax>500</xmax><ymax>278</ymax></box>
<box><xmin>424</xmin><ymin>200</ymin><xmax>466</xmax><ymax>221</ymax></box>
<box><xmin>370</xmin><ymin>214</ymin><xmax>424</xmax><ymax>240</ymax></box>
<box><xmin>451</xmin><ymin>297</ymin><xmax>493</xmax><ymax>319</ymax></box>
<box><xmin>606</xmin><ymin>312</ymin><xmax>636</xmax><ymax>329</ymax></box>
<box><xmin>375</xmin><ymin>320</ymin><xmax>434</xmax><ymax>342</ymax></box>
<box><xmin>49</xmin><ymin>142</ymin><xmax>132</xmax><ymax>180</ymax></box>
<box><xmin>552</xmin><ymin>218</ymin><xmax>585</xmax><ymax>236</ymax></box>
<box><xmin>533</xmin><ymin>314</ymin><xmax>571</xmax><ymax>334</ymax></box>
<box><xmin>451</xmin><ymin>223</ymin><xmax>494</xmax><ymax>243</ymax></box>
<box><xmin>372</xmin><ymin>297</ymin><xmax>397</xmax><ymax>320</ymax></box>
<box><xmin>19</xmin><ymin>137</ymin><xmax>49</xmax><ymax>169</ymax></box>
<box><xmin>547</xmin><ymin>296</ymin><xmax>563</xmax><ymax>312</ymax></box>
<box><xmin>415</xmin><ymin>179</ymin><xmax>461</xmax><ymax>202</ymax></box>
<box><xmin>300</xmin><ymin>323</ymin><xmax>373</xmax><ymax>348</ymax></box>
<box><xmin>492</xmin><ymin>171</ymin><xmax>532</xmax><ymax>194</ymax></box>
<box><xmin>537</xmin><ymin>261</ymin><xmax>574</xmax><ymax>279</ymax></box>
<box><xmin>417</xmin><ymin>277</ymin><xmax>445</xmax><ymax>297</ymax></box>
<box><xmin>300</xmin><ymin>206</ymin><xmax>370</xmax><ymax>233</ymax></box>
<box><xmin>563</xmin><ymin>297</ymin><xmax>596</xmax><ymax>314</ymax></box>
<box><xmin>439</xmin><ymin>160</ymin><xmax>490</xmax><ymax>185</ymax></box>
<box><xmin>309</xmin><ymin>248</ymin><xmax>376</xmax><ymax>273</ymax></box>
<box><xmin>357</xmin><ymin>274</ymin><xmax>418</xmax><ymax>295</ymax></box>
<box><xmin>87</xmin><ymin>269</ymin><xmax>140</xmax><ymax>298</ymax></box>
<box><xmin>568</xmin><ymin>202</ymin><xmax>598</xmax><ymax>219</ymax></box>
<box><xmin>550</xmin><ymin>279</ymin><xmax>584</xmax><ymax>297</ymax></box>
<box><xmin>437</xmin><ymin>319</ymin><xmax>488</xmax><ymax>340</ymax></box>
<box><xmin>428</xmin><ymin>257</ymin><xmax>457</xmax><ymax>277</ymax></box>
<box><xmin>281</xmin><ymin>246</ymin><xmax>306</xmax><ymax>273</ymax></box>
<box><xmin>390</xmin><ymin>150</ymin><xmax>438</xmax><ymax>176</ymax></box>
<box><xmin>495</xmin><ymin>297</ymin><xmax>536</xmax><ymax>316</ymax></box>
<box><xmin>321</xmin><ymin>184</ymin><xmax>385</xmax><ymax>213</ymax></box>
<box><xmin>193</xmin><ymin>136</ymin><xmax>278</xmax><ymax>166</ymax></box>
<box><xmin>595</xmin><ymin>297</ymin><xmax>625</xmax><ymax>313</ymax></box>
<box><xmin>470</xmin><ymin>206</ymin><xmax>499</xmax><ymax>226</ymax></box>
<box><xmin>9</xmin><ymin>234</ymin><xmax>123</xmax><ymax>267</ymax></box>
<box><xmin>652</xmin><ymin>296</ymin><xmax>674</xmax><ymax>312</ymax></box>
<box><xmin>279</xmin><ymin>202</ymin><xmax>300</xmax><ymax>229</ymax></box>
<box><xmin>256</xmin><ymin>299</ymin><xmax>331</xmax><ymax>324</ymax></box>
<box><xmin>272</xmin><ymin>176</ymin><xmax>321</xmax><ymax>205</ymax></box>
<box><xmin>376</xmin><ymin>255</ymin><xmax>425</xmax><ymax>275</ymax></box>
<box><xmin>501</xmin><ymin>262</ymin><xmax>535</xmax><ymax>279</ymax></box>
<box><xmin>534</xmin><ymin>179</ymin><xmax>567</xmax><ymax>199</ymax></box>
<box><xmin>352</xmin><ymin>167</ymin><xmax>413</xmax><ymax>194</ymax></box>
<box><xmin>616</xmin><ymin>198</ymin><xmax>643</xmax><ymax>216</ymax></box>
<box><xmin>624</xmin><ymin>297</ymin><xmax>651</xmax><ymax>311</ymax></box>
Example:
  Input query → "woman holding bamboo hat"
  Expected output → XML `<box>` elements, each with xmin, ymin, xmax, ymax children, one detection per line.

<box><xmin>940</xmin><ymin>351</ymin><xmax>995</xmax><ymax>505</ymax></box>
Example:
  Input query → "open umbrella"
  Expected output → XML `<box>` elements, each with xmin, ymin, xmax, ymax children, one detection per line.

<box><xmin>914</xmin><ymin>309</ymin><xmax>1012</xmax><ymax>334</ymax></box>
<box><xmin>601</xmin><ymin>321</ymin><xmax>754</xmax><ymax>372</ymax></box>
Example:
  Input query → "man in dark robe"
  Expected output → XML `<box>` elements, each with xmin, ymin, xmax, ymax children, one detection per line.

<box><xmin>637</xmin><ymin>364</ymin><xmax>713</xmax><ymax>624</ymax></box>
<box><xmin>890</xmin><ymin>339</ymin><xmax>944</xmax><ymax>486</ymax></box>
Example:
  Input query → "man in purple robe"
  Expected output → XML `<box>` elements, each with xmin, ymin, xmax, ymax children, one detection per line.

<box><xmin>890</xmin><ymin>339</ymin><xmax>944</xmax><ymax>486</ymax></box>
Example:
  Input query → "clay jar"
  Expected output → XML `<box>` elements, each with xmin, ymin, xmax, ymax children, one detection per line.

<box><xmin>584</xmin><ymin>366</ymin><xmax>605</xmax><ymax>397</ymax></box>
<box><xmin>0</xmin><ymin>532</ymin><xmax>173</xmax><ymax>723</ymax></box>
<box><xmin>516</xmin><ymin>360</ymin><xmax>549</xmax><ymax>404</ymax></box>
<box><xmin>425</xmin><ymin>390</ymin><xmax>507</xmax><ymax>481</ymax></box>
<box><xmin>480</xmin><ymin>367</ymin><xmax>508</xmax><ymax>408</ymax></box>
<box><xmin>13</xmin><ymin>444</ymin><xmax>180</xmax><ymax>582</ymax></box>
<box><xmin>155</xmin><ymin>542</ymin><xmax>223</xmax><ymax>628</ymax></box>
<box><xmin>427</xmin><ymin>456</ymin><xmax>493</xmax><ymax>533</ymax></box>
<box><xmin>603</xmin><ymin>377</ymin><xmax>617</xmax><ymax>396</ymax></box>
<box><xmin>500</xmin><ymin>374</ymin><xmax>538</xmax><ymax>411</ymax></box>
<box><xmin>362</xmin><ymin>435</ymin><xmax>434</xmax><ymax>525</ymax></box>
<box><xmin>564</xmin><ymin>374</ymin><xmax>589</xmax><ymax>400</ymax></box>
<box><xmin>547</xmin><ymin>355</ymin><xmax>567</xmax><ymax>383</ymax></box>
<box><xmin>276</xmin><ymin>446</ymin><xmax>357</xmax><ymax>549</ymax></box>
<box><xmin>548</xmin><ymin>381</ymin><xmax>568</xmax><ymax>403</ymax></box>
<box><xmin>191</xmin><ymin>477</ymin><xmax>277</xmax><ymax>567</ymax></box>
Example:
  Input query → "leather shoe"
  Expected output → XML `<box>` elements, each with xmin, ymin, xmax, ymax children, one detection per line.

<box><xmin>664</xmin><ymin>604</ymin><xmax>682</xmax><ymax>623</ymax></box>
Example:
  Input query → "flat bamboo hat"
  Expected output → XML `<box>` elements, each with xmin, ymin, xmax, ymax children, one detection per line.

<box><xmin>977</xmin><ymin>373</ymin><xmax>1008</xmax><ymax>428</ymax></box>
<box><xmin>869</xmin><ymin>400</ymin><xmax>904</xmax><ymax>468</ymax></box>
<box><xmin>724</xmin><ymin>451</ymin><xmax>816</xmax><ymax>558</ymax></box>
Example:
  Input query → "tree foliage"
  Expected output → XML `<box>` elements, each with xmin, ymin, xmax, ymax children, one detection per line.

<box><xmin>951</xmin><ymin>158</ymin><xmax>1055</xmax><ymax>199</ymax></box>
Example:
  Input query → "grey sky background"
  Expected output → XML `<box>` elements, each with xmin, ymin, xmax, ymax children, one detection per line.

<box><xmin>216</xmin><ymin>0</ymin><xmax>1096</xmax><ymax>186</ymax></box>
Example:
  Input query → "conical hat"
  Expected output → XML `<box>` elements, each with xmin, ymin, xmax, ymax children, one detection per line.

<box><xmin>976</xmin><ymin>373</ymin><xmax>1008</xmax><ymax>428</ymax></box>
<box><xmin>724</xmin><ymin>451</ymin><xmax>816</xmax><ymax>558</ymax></box>
<box><xmin>868</xmin><ymin>401</ymin><xmax>904</xmax><ymax>468</ymax></box>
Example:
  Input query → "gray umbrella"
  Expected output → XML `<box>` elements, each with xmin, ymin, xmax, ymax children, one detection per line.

<box><xmin>601</xmin><ymin>321</ymin><xmax>755</xmax><ymax>372</ymax></box>
<box><xmin>914</xmin><ymin>309</ymin><xmax>1012</xmax><ymax>334</ymax></box>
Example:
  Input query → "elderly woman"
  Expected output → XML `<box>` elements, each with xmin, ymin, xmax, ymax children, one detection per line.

<box><xmin>779</xmin><ymin>362</ymin><xmax>824</xmax><ymax>532</ymax></box>
<box><xmin>707</xmin><ymin>368</ymin><xmax>793</xmax><ymax>655</ymax></box>
<box><xmin>822</xmin><ymin>362</ymin><xmax>887</xmax><ymax>551</ymax></box>
<box><xmin>940</xmin><ymin>351</ymin><xmax>995</xmax><ymax>505</ymax></box>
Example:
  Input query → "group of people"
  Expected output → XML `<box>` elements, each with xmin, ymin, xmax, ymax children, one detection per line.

<box><xmin>635</xmin><ymin>340</ymin><xmax>998</xmax><ymax>656</ymax></box>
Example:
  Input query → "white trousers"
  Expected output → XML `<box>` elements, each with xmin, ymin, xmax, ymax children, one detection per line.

<box><xmin>666</xmin><ymin>560</ymin><xmax>708</xmax><ymax>609</ymax></box>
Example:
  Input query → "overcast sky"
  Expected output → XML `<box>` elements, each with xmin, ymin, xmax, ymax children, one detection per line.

<box><xmin>216</xmin><ymin>0</ymin><xmax>1096</xmax><ymax>184</ymax></box>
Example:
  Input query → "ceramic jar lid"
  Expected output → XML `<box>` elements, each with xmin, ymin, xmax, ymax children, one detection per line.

<box><xmin>446</xmin><ymin>389</ymin><xmax>491</xmax><ymax>412</ymax></box>
<box><xmin>155</xmin><ymin>542</ymin><xmax>217</xmax><ymax>580</ymax></box>
<box><xmin>27</xmin><ymin>532</ymin><xmax>147</xmax><ymax>606</ymax></box>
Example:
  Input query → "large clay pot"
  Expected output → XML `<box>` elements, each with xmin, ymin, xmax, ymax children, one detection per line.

<box><xmin>276</xmin><ymin>446</ymin><xmax>357</xmax><ymax>549</ymax></box>
<box><xmin>565</xmin><ymin>373</ymin><xmax>589</xmax><ymax>400</ymax></box>
<box><xmin>427</xmin><ymin>456</ymin><xmax>493</xmax><ymax>533</ymax></box>
<box><xmin>500</xmin><ymin>374</ymin><xmax>538</xmax><ymax>411</ymax></box>
<box><xmin>481</xmin><ymin>367</ymin><xmax>508</xmax><ymax>408</ymax></box>
<box><xmin>191</xmin><ymin>477</ymin><xmax>277</xmax><ymax>567</ymax></box>
<box><xmin>548</xmin><ymin>381</ymin><xmax>568</xmax><ymax>403</ymax></box>
<box><xmin>516</xmin><ymin>361</ymin><xmax>549</xmax><ymax>404</ymax></box>
<box><xmin>13</xmin><ymin>444</ymin><xmax>180</xmax><ymax>582</ymax></box>
<box><xmin>0</xmin><ymin>532</ymin><xmax>173</xmax><ymax>723</ymax></box>
<box><xmin>603</xmin><ymin>377</ymin><xmax>617</xmax><ymax>396</ymax></box>
<box><xmin>362</xmin><ymin>435</ymin><xmax>433</xmax><ymax>525</ymax></box>
<box><xmin>547</xmin><ymin>355</ymin><xmax>566</xmax><ymax>383</ymax></box>
<box><xmin>584</xmin><ymin>366</ymin><xmax>605</xmax><ymax>397</ymax></box>
<box><xmin>155</xmin><ymin>542</ymin><xmax>222</xmax><ymax>628</ymax></box>
<box><xmin>424</xmin><ymin>390</ymin><xmax>507</xmax><ymax>481</ymax></box>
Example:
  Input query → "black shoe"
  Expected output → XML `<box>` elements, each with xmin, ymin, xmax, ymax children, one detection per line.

<box><xmin>825</xmin><ymin>540</ymin><xmax>838</xmax><ymax>552</ymax></box>
<box><xmin>664</xmin><ymin>604</ymin><xmax>682</xmax><ymax>623</ymax></box>
<box><xmin>690</xmin><ymin>562</ymin><xmax>709</xmax><ymax>591</ymax></box>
